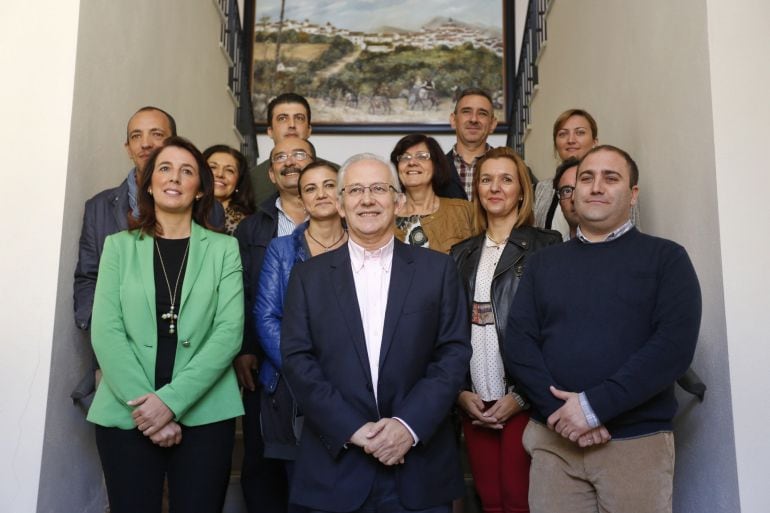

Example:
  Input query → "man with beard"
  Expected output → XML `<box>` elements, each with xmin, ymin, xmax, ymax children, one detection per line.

<box><xmin>437</xmin><ymin>88</ymin><xmax>498</xmax><ymax>199</ymax></box>
<box><xmin>504</xmin><ymin>146</ymin><xmax>701</xmax><ymax>513</ymax></box>
<box><xmin>233</xmin><ymin>137</ymin><xmax>316</xmax><ymax>513</ymax></box>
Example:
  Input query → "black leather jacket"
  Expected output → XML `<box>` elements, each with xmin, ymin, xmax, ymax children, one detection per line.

<box><xmin>451</xmin><ymin>225</ymin><xmax>561</xmax><ymax>388</ymax></box>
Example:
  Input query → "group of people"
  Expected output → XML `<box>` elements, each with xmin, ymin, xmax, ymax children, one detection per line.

<box><xmin>73</xmin><ymin>88</ymin><xmax>702</xmax><ymax>513</ymax></box>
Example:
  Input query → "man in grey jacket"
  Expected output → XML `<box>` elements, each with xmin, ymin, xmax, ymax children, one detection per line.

<box><xmin>71</xmin><ymin>106</ymin><xmax>176</xmax><ymax>406</ymax></box>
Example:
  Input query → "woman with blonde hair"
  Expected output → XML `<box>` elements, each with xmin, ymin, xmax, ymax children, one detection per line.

<box><xmin>452</xmin><ymin>146</ymin><xmax>561</xmax><ymax>513</ymax></box>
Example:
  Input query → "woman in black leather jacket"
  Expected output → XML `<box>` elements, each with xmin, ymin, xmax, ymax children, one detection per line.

<box><xmin>451</xmin><ymin>147</ymin><xmax>560</xmax><ymax>513</ymax></box>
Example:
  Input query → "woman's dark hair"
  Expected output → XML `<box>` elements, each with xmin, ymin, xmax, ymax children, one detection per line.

<box><xmin>203</xmin><ymin>144</ymin><xmax>255</xmax><ymax>215</ymax></box>
<box><xmin>297</xmin><ymin>159</ymin><xmax>340</xmax><ymax>196</ymax></box>
<box><xmin>389</xmin><ymin>134</ymin><xmax>450</xmax><ymax>193</ymax></box>
<box><xmin>132</xmin><ymin>136</ymin><xmax>215</xmax><ymax>236</ymax></box>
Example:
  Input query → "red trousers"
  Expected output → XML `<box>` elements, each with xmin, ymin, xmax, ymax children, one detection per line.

<box><xmin>463</xmin><ymin>411</ymin><xmax>531</xmax><ymax>513</ymax></box>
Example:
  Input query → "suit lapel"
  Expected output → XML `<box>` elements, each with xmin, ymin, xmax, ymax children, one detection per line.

<box><xmin>379</xmin><ymin>241</ymin><xmax>415</xmax><ymax>368</ymax></box>
<box><xmin>136</xmin><ymin>231</ymin><xmax>156</xmax><ymax>320</ymax></box>
<box><xmin>331</xmin><ymin>247</ymin><xmax>373</xmax><ymax>387</ymax></box>
<box><xmin>180</xmin><ymin>222</ymin><xmax>208</xmax><ymax>311</ymax></box>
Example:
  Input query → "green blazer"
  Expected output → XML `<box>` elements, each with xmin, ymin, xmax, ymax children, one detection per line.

<box><xmin>87</xmin><ymin>222</ymin><xmax>245</xmax><ymax>429</ymax></box>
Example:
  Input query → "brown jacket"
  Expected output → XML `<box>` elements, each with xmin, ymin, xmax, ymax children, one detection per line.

<box><xmin>395</xmin><ymin>198</ymin><xmax>476</xmax><ymax>254</ymax></box>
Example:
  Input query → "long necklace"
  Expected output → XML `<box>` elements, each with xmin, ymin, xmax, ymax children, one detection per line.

<box><xmin>306</xmin><ymin>227</ymin><xmax>346</xmax><ymax>252</ymax></box>
<box><xmin>155</xmin><ymin>239</ymin><xmax>190</xmax><ymax>334</ymax></box>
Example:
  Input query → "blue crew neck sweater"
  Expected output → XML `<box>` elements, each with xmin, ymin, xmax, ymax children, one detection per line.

<box><xmin>504</xmin><ymin>228</ymin><xmax>702</xmax><ymax>439</ymax></box>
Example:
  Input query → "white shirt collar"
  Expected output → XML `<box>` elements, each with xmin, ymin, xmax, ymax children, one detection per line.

<box><xmin>348</xmin><ymin>236</ymin><xmax>395</xmax><ymax>273</ymax></box>
<box><xmin>577</xmin><ymin>220</ymin><xmax>634</xmax><ymax>244</ymax></box>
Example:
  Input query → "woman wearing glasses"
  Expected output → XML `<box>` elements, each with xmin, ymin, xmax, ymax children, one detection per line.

<box><xmin>254</xmin><ymin>160</ymin><xmax>345</xmax><ymax>482</ymax></box>
<box><xmin>390</xmin><ymin>134</ymin><xmax>476</xmax><ymax>254</ymax></box>
<box><xmin>451</xmin><ymin>147</ymin><xmax>561</xmax><ymax>513</ymax></box>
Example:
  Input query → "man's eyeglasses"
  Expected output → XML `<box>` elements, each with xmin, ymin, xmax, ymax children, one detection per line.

<box><xmin>396</xmin><ymin>151</ymin><xmax>431</xmax><ymax>163</ymax></box>
<box><xmin>341</xmin><ymin>183</ymin><xmax>397</xmax><ymax>197</ymax></box>
<box><xmin>272</xmin><ymin>150</ymin><xmax>310</xmax><ymax>163</ymax></box>
<box><xmin>556</xmin><ymin>185</ymin><xmax>575</xmax><ymax>200</ymax></box>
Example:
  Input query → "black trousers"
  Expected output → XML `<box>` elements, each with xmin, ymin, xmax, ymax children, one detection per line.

<box><xmin>95</xmin><ymin>418</ymin><xmax>235</xmax><ymax>513</ymax></box>
<box><xmin>241</xmin><ymin>384</ymin><xmax>289</xmax><ymax>513</ymax></box>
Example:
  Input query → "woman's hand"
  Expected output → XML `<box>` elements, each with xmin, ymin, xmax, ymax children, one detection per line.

<box><xmin>149</xmin><ymin>420</ymin><xmax>183</xmax><ymax>448</ymax></box>
<box><xmin>128</xmin><ymin>393</ymin><xmax>174</xmax><ymax>436</ymax></box>
<box><xmin>457</xmin><ymin>391</ymin><xmax>484</xmax><ymax>420</ymax></box>
<box><xmin>477</xmin><ymin>394</ymin><xmax>522</xmax><ymax>430</ymax></box>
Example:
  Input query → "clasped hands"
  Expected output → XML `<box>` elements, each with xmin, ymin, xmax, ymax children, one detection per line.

<box><xmin>547</xmin><ymin>386</ymin><xmax>611</xmax><ymax>448</ymax></box>
<box><xmin>457</xmin><ymin>391</ymin><xmax>521</xmax><ymax>430</ymax></box>
<box><xmin>127</xmin><ymin>393</ymin><xmax>181</xmax><ymax>448</ymax></box>
<box><xmin>350</xmin><ymin>418</ymin><xmax>414</xmax><ymax>466</ymax></box>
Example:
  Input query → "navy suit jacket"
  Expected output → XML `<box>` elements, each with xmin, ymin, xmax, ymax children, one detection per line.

<box><xmin>281</xmin><ymin>240</ymin><xmax>471</xmax><ymax>512</ymax></box>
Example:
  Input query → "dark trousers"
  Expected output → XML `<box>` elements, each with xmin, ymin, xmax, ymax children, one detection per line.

<box><xmin>305</xmin><ymin>466</ymin><xmax>451</xmax><ymax>513</ymax></box>
<box><xmin>95</xmin><ymin>418</ymin><xmax>235</xmax><ymax>513</ymax></box>
<box><xmin>241</xmin><ymin>385</ymin><xmax>290</xmax><ymax>513</ymax></box>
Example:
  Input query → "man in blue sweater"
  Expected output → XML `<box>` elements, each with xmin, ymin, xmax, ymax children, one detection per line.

<box><xmin>505</xmin><ymin>145</ymin><xmax>701</xmax><ymax>513</ymax></box>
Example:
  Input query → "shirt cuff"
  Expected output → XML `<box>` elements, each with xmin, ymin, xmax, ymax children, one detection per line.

<box><xmin>393</xmin><ymin>417</ymin><xmax>419</xmax><ymax>446</ymax></box>
<box><xmin>578</xmin><ymin>392</ymin><xmax>600</xmax><ymax>429</ymax></box>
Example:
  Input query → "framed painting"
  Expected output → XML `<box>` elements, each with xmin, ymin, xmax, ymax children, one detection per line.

<box><xmin>250</xmin><ymin>0</ymin><xmax>514</xmax><ymax>133</ymax></box>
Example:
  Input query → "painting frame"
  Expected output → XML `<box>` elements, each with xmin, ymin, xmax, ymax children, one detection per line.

<box><xmin>249</xmin><ymin>0</ymin><xmax>514</xmax><ymax>134</ymax></box>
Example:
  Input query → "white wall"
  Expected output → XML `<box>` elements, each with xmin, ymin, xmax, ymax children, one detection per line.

<box><xmin>256</xmin><ymin>133</ymin><xmax>508</xmax><ymax>167</ymax></box>
<box><xmin>34</xmin><ymin>2</ymin><xmax>248</xmax><ymax>511</ymax></box>
<box><xmin>0</xmin><ymin>1</ymin><xmax>80</xmax><ymax>511</ymax></box>
<box><xmin>522</xmin><ymin>1</ymin><xmax>742</xmax><ymax>511</ymax></box>
<box><xmin>706</xmin><ymin>0</ymin><xmax>770</xmax><ymax>510</ymax></box>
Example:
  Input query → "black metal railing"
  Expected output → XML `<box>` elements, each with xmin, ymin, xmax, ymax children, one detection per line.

<box><xmin>216</xmin><ymin>0</ymin><xmax>259</xmax><ymax>167</ymax></box>
<box><xmin>507</xmin><ymin>0</ymin><xmax>549</xmax><ymax>158</ymax></box>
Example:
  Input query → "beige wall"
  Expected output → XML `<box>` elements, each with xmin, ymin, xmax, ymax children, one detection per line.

<box><xmin>706</xmin><ymin>0</ymin><xmax>770</xmax><ymax>511</ymax></box>
<box><xmin>34</xmin><ymin>1</ymin><xmax>245</xmax><ymax>511</ymax></box>
<box><xmin>0</xmin><ymin>1</ymin><xmax>80</xmax><ymax>511</ymax></box>
<box><xmin>523</xmin><ymin>0</ymin><xmax>741</xmax><ymax>511</ymax></box>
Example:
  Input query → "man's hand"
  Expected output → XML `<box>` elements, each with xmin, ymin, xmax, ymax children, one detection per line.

<box><xmin>149</xmin><ymin>421</ymin><xmax>183</xmax><ymax>448</ymax></box>
<box><xmin>234</xmin><ymin>354</ymin><xmax>258</xmax><ymax>391</ymax></box>
<box><xmin>364</xmin><ymin>418</ymin><xmax>414</xmax><ymax>466</ymax></box>
<box><xmin>577</xmin><ymin>425</ymin><xmax>611</xmax><ymax>448</ymax></box>
<box><xmin>478</xmin><ymin>394</ymin><xmax>522</xmax><ymax>429</ymax></box>
<box><xmin>128</xmin><ymin>393</ymin><xmax>174</xmax><ymax>436</ymax></box>
<box><xmin>546</xmin><ymin>386</ymin><xmax>590</xmax><ymax>442</ymax></box>
<box><xmin>350</xmin><ymin>422</ymin><xmax>379</xmax><ymax>448</ymax></box>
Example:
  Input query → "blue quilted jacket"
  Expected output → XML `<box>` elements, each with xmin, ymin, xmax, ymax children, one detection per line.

<box><xmin>254</xmin><ymin>222</ymin><xmax>309</xmax><ymax>392</ymax></box>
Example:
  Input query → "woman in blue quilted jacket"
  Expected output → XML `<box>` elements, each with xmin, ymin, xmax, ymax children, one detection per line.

<box><xmin>253</xmin><ymin>159</ymin><xmax>346</xmax><ymax>480</ymax></box>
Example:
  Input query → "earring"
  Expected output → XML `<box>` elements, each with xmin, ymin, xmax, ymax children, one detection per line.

<box><xmin>148</xmin><ymin>189</ymin><xmax>153</xmax><ymax>196</ymax></box>
<box><xmin>235</xmin><ymin>188</ymin><xmax>239</xmax><ymax>193</ymax></box>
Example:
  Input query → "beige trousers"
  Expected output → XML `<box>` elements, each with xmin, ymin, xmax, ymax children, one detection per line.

<box><xmin>522</xmin><ymin>420</ymin><xmax>674</xmax><ymax>513</ymax></box>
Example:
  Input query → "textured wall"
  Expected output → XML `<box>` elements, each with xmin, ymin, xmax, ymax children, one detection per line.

<box><xmin>36</xmin><ymin>2</ymin><xmax>241</xmax><ymax>511</ymax></box>
<box><xmin>522</xmin><ymin>1</ymin><xmax>740</xmax><ymax>511</ymax></box>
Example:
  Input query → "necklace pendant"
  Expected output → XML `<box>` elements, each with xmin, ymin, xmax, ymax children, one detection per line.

<box><xmin>169</xmin><ymin>323</ymin><xmax>176</xmax><ymax>335</ymax></box>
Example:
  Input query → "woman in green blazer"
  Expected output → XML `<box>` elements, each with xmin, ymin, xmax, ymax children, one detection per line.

<box><xmin>88</xmin><ymin>136</ymin><xmax>244</xmax><ymax>513</ymax></box>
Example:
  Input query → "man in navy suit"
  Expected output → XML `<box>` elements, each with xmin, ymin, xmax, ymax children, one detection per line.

<box><xmin>281</xmin><ymin>153</ymin><xmax>471</xmax><ymax>513</ymax></box>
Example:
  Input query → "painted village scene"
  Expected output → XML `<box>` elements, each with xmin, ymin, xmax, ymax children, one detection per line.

<box><xmin>251</xmin><ymin>1</ymin><xmax>505</xmax><ymax>126</ymax></box>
